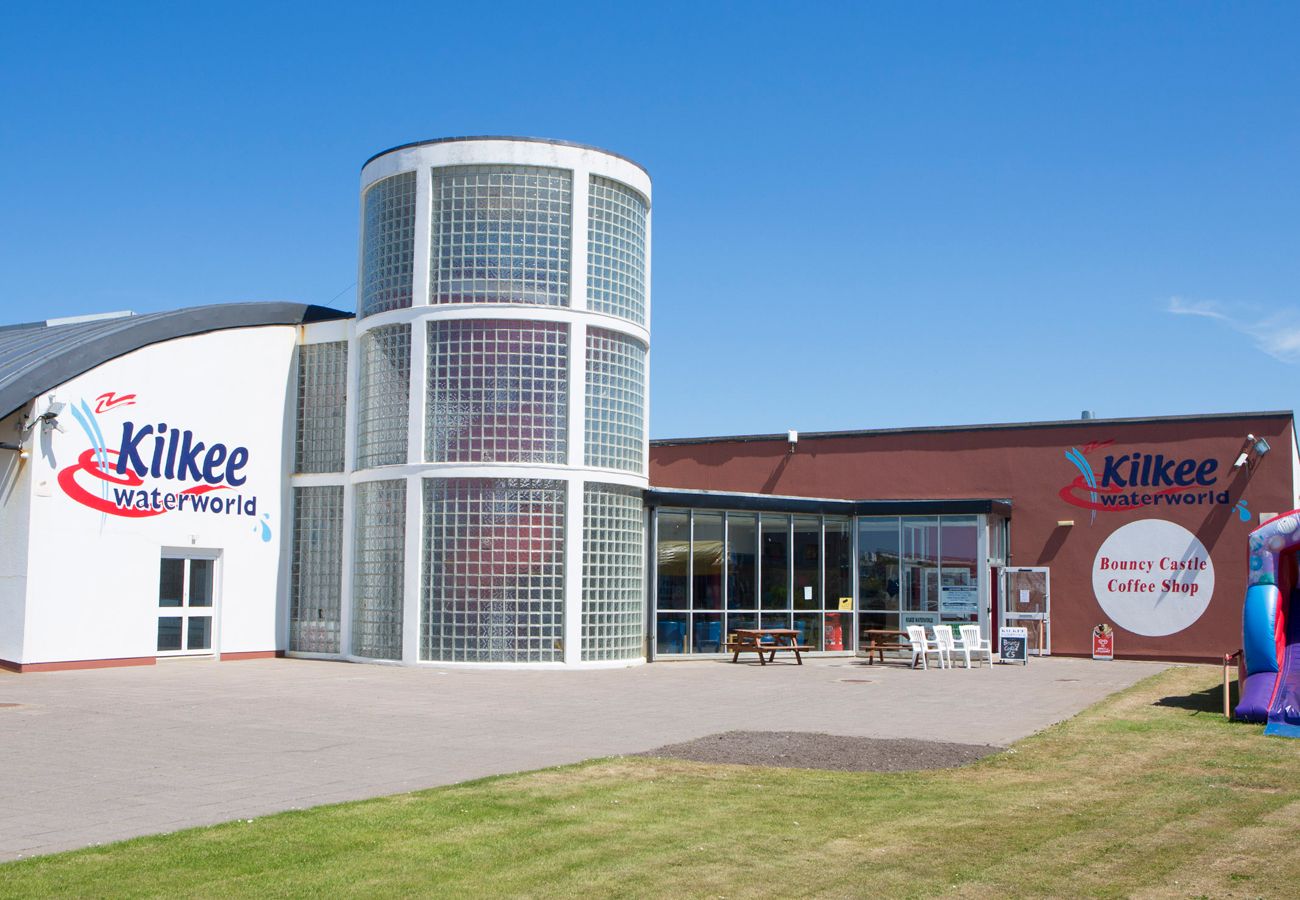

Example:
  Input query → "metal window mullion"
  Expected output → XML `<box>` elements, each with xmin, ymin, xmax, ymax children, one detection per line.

<box><xmin>721</xmin><ymin>512</ymin><xmax>730</xmax><ymax>641</ymax></box>
<box><xmin>685</xmin><ymin>509</ymin><xmax>694</xmax><ymax>652</ymax></box>
<box><xmin>647</xmin><ymin>506</ymin><xmax>657</xmax><ymax>660</ymax></box>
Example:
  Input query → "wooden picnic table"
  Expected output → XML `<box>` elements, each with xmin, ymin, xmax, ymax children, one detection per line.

<box><xmin>728</xmin><ymin>628</ymin><xmax>811</xmax><ymax>665</ymax></box>
<box><xmin>861</xmin><ymin>628</ymin><xmax>911</xmax><ymax>666</ymax></box>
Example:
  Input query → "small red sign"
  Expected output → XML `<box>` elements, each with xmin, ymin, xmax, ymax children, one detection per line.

<box><xmin>1092</xmin><ymin>623</ymin><xmax>1114</xmax><ymax>660</ymax></box>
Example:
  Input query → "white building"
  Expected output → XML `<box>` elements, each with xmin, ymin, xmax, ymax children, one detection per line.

<box><xmin>0</xmin><ymin>137</ymin><xmax>652</xmax><ymax>671</ymax></box>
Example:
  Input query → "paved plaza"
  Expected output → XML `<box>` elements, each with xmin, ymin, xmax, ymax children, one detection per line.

<box><xmin>0</xmin><ymin>654</ymin><xmax>1164</xmax><ymax>860</ymax></box>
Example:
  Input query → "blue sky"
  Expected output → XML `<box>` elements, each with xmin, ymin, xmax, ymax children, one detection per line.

<box><xmin>2</xmin><ymin>2</ymin><xmax>1297</xmax><ymax>438</ymax></box>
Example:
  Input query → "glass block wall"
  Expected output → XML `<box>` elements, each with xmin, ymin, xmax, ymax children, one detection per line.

<box><xmin>582</xmin><ymin>484</ymin><xmax>644</xmax><ymax>661</ymax></box>
<box><xmin>585</xmin><ymin>328</ymin><xmax>646</xmax><ymax>472</ymax></box>
<box><xmin>429</xmin><ymin>166</ymin><xmax>572</xmax><ymax>306</ymax></box>
<box><xmin>360</xmin><ymin>171</ymin><xmax>417</xmax><ymax>317</ymax></box>
<box><xmin>293</xmin><ymin>138</ymin><xmax>651</xmax><ymax>666</ymax></box>
<box><xmin>295</xmin><ymin>342</ymin><xmax>347</xmax><ymax>473</ymax></box>
<box><xmin>356</xmin><ymin>324</ymin><xmax>410</xmax><ymax>468</ymax></box>
<box><xmin>425</xmin><ymin>320</ymin><xmax>568</xmax><ymax>464</ymax></box>
<box><xmin>351</xmin><ymin>479</ymin><xmax>406</xmax><ymax>660</ymax></box>
<box><xmin>289</xmin><ymin>486</ymin><xmax>345</xmax><ymax>653</ymax></box>
<box><xmin>422</xmin><ymin>478</ymin><xmax>566</xmax><ymax>662</ymax></box>
<box><xmin>587</xmin><ymin>176</ymin><xmax>648</xmax><ymax>325</ymax></box>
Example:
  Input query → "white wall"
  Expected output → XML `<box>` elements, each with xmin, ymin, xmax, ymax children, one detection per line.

<box><xmin>0</xmin><ymin>406</ymin><xmax>33</xmax><ymax>662</ymax></box>
<box><xmin>18</xmin><ymin>325</ymin><xmax>297</xmax><ymax>664</ymax></box>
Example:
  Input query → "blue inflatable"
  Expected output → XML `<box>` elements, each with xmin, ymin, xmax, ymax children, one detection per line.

<box><xmin>1236</xmin><ymin>510</ymin><xmax>1300</xmax><ymax>736</ymax></box>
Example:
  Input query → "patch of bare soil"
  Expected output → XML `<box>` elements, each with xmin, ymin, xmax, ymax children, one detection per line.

<box><xmin>637</xmin><ymin>730</ymin><xmax>998</xmax><ymax>772</ymax></box>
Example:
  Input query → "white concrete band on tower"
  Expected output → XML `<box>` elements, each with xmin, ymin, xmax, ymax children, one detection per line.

<box><xmin>291</xmin><ymin>137</ymin><xmax>651</xmax><ymax>668</ymax></box>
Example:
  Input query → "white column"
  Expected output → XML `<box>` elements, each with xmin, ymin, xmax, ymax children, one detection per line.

<box><xmin>411</xmin><ymin>167</ymin><xmax>432</xmax><ymax>312</ymax></box>
<box><xmin>569</xmin><ymin>167</ymin><xmax>590</xmax><ymax>313</ymax></box>
<box><xmin>402</xmin><ymin>475</ymin><xmax>423</xmax><ymax>663</ymax></box>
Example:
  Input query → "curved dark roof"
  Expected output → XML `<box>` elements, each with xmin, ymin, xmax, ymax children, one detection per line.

<box><xmin>0</xmin><ymin>302</ymin><xmax>351</xmax><ymax>419</ymax></box>
<box><xmin>362</xmin><ymin>135</ymin><xmax>649</xmax><ymax>175</ymax></box>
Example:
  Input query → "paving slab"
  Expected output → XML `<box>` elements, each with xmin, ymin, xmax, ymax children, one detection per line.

<box><xmin>0</xmin><ymin>654</ymin><xmax>1164</xmax><ymax>861</ymax></box>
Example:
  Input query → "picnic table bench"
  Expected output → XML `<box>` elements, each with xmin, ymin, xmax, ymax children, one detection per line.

<box><xmin>728</xmin><ymin>628</ymin><xmax>811</xmax><ymax>665</ymax></box>
<box><xmin>859</xmin><ymin>628</ymin><xmax>911</xmax><ymax>665</ymax></box>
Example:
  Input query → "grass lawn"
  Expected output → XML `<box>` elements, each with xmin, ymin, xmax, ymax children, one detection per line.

<box><xmin>3</xmin><ymin>665</ymin><xmax>1300</xmax><ymax>898</ymax></box>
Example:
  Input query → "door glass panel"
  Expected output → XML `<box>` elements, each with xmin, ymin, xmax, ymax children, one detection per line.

<box><xmin>859</xmin><ymin>611</ymin><xmax>900</xmax><ymax>634</ymax></box>
<box><xmin>858</xmin><ymin>518</ymin><xmax>900</xmax><ymax>610</ymax></box>
<box><xmin>823</xmin><ymin>518</ymin><xmax>852</xmax><ymax>608</ymax></box>
<box><xmin>760</xmin><ymin>515</ymin><xmax>789</xmax><ymax>610</ymax></box>
<box><xmin>656</xmin><ymin>512</ymin><xmax>689</xmax><ymax>610</ymax></box>
<box><xmin>692</xmin><ymin>513</ymin><xmax>723</xmax><ymax>611</ymax></box>
<box><xmin>726</xmin><ymin>514</ymin><xmax>756</xmax><ymax>610</ymax></box>
<box><xmin>692</xmin><ymin>613</ymin><xmax>723</xmax><ymax>652</ymax></box>
<box><xmin>189</xmin><ymin>559</ymin><xmax>214</xmax><ymax>607</ymax></box>
<box><xmin>793</xmin><ymin>612</ymin><xmax>822</xmax><ymax>648</ymax></box>
<box><xmin>727</xmin><ymin>611</ymin><xmax>758</xmax><ymax>637</ymax></box>
<box><xmin>761</xmin><ymin>612</ymin><xmax>791</xmax><ymax>631</ymax></box>
<box><xmin>157</xmin><ymin>617</ymin><xmax>183</xmax><ymax>651</ymax></box>
<box><xmin>825</xmin><ymin>612</ymin><xmax>851</xmax><ymax>650</ymax></box>
<box><xmin>187</xmin><ymin>616</ymin><xmax>212</xmax><ymax>650</ymax></box>
<box><xmin>939</xmin><ymin>516</ymin><xmax>979</xmax><ymax>623</ymax></box>
<box><xmin>902</xmin><ymin>516</ymin><xmax>940</xmax><ymax>613</ymax></box>
<box><xmin>792</xmin><ymin>516</ymin><xmax>820</xmax><ymax>610</ymax></box>
<box><xmin>657</xmin><ymin>612</ymin><xmax>688</xmax><ymax>654</ymax></box>
<box><xmin>159</xmin><ymin>559</ymin><xmax>185</xmax><ymax>607</ymax></box>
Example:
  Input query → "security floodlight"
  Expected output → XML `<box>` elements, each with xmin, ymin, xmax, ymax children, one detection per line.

<box><xmin>787</xmin><ymin>429</ymin><xmax>798</xmax><ymax>454</ymax></box>
<box><xmin>37</xmin><ymin>396</ymin><xmax>65</xmax><ymax>434</ymax></box>
<box><xmin>1233</xmin><ymin>434</ymin><xmax>1273</xmax><ymax>472</ymax></box>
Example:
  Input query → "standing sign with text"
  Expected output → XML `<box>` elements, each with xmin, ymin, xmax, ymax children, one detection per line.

<box><xmin>1092</xmin><ymin>623</ymin><xmax>1115</xmax><ymax>660</ymax></box>
<box><xmin>998</xmin><ymin>626</ymin><xmax>1028</xmax><ymax>665</ymax></box>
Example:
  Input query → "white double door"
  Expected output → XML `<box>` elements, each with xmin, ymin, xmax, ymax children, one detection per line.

<box><xmin>157</xmin><ymin>553</ymin><xmax>219</xmax><ymax>656</ymax></box>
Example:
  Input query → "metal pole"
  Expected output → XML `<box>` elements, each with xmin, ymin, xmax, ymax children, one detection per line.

<box><xmin>1223</xmin><ymin>654</ymin><xmax>1232</xmax><ymax>720</ymax></box>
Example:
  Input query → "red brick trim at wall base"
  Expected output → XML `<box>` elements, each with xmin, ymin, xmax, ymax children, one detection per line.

<box><xmin>0</xmin><ymin>656</ymin><xmax>157</xmax><ymax>673</ymax></box>
<box><xmin>0</xmin><ymin>650</ymin><xmax>286</xmax><ymax>672</ymax></box>
<box><xmin>1049</xmin><ymin>651</ymin><xmax>1219</xmax><ymax>665</ymax></box>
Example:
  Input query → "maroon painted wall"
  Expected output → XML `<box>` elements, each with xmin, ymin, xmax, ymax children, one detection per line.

<box><xmin>650</xmin><ymin>414</ymin><xmax>1298</xmax><ymax>662</ymax></box>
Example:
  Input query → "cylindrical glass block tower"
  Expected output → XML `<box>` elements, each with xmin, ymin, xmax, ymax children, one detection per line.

<box><xmin>344</xmin><ymin>137</ymin><xmax>650</xmax><ymax>667</ymax></box>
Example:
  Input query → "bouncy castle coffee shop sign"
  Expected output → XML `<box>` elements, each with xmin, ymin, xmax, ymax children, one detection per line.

<box><xmin>1091</xmin><ymin>519</ymin><xmax>1215</xmax><ymax>637</ymax></box>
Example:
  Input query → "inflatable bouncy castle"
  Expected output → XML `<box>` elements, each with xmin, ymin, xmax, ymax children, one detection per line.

<box><xmin>1236</xmin><ymin>510</ymin><xmax>1300</xmax><ymax>735</ymax></box>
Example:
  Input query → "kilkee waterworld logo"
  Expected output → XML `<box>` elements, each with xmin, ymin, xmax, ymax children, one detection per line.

<box><xmin>1061</xmin><ymin>439</ymin><xmax>1231</xmax><ymax>522</ymax></box>
<box><xmin>58</xmin><ymin>392</ymin><xmax>272</xmax><ymax>541</ymax></box>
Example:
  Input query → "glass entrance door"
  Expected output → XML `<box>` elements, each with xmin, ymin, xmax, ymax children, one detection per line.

<box><xmin>1002</xmin><ymin>567</ymin><xmax>1050</xmax><ymax>655</ymax></box>
<box><xmin>157</xmin><ymin>555</ymin><xmax>217</xmax><ymax>655</ymax></box>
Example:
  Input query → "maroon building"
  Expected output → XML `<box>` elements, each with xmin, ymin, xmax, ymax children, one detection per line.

<box><xmin>647</xmin><ymin>412</ymin><xmax>1298</xmax><ymax>662</ymax></box>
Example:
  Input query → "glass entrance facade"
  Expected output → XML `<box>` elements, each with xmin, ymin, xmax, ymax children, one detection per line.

<box><xmin>652</xmin><ymin>507</ymin><xmax>991</xmax><ymax>656</ymax></box>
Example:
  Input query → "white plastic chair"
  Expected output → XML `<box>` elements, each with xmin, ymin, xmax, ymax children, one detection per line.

<box><xmin>907</xmin><ymin>625</ymin><xmax>941</xmax><ymax>669</ymax></box>
<box><xmin>959</xmin><ymin>624</ymin><xmax>993</xmax><ymax>668</ymax></box>
<box><xmin>929</xmin><ymin>625</ymin><xmax>960</xmax><ymax>668</ymax></box>
<box><xmin>907</xmin><ymin>625</ymin><xmax>944</xmax><ymax>670</ymax></box>
<box><xmin>936</xmin><ymin>625</ymin><xmax>972</xmax><ymax>668</ymax></box>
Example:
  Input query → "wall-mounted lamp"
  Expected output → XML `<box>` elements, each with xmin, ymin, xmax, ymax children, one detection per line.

<box><xmin>787</xmin><ymin>429</ymin><xmax>798</xmax><ymax>454</ymax></box>
<box><xmin>1233</xmin><ymin>434</ymin><xmax>1272</xmax><ymax>471</ymax></box>
<box><xmin>0</xmin><ymin>441</ymin><xmax>29</xmax><ymax>460</ymax></box>
<box><xmin>1056</xmin><ymin>520</ymin><xmax>1075</xmax><ymax>527</ymax></box>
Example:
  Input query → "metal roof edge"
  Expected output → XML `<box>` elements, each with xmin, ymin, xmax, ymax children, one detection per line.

<box><xmin>362</xmin><ymin>135</ymin><xmax>649</xmax><ymax>174</ymax></box>
<box><xmin>0</xmin><ymin>302</ymin><xmax>351</xmax><ymax>419</ymax></box>
<box><xmin>644</xmin><ymin>487</ymin><xmax>1013</xmax><ymax>516</ymax></box>
<box><xmin>650</xmin><ymin>411</ymin><xmax>1296</xmax><ymax>447</ymax></box>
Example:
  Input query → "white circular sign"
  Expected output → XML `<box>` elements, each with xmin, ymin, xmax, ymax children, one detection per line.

<box><xmin>1092</xmin><ymin>519</ymin><xmax>1214</xmax><ymax>636</ymax></box>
